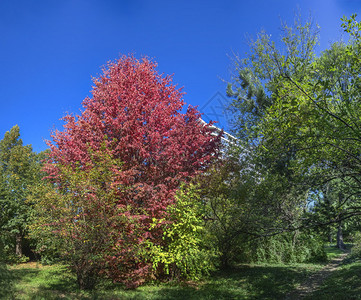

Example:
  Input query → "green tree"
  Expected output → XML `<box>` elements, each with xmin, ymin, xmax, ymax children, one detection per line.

<box><xmin>222</xmin><ymin>15</ymin><xmax>319</xmax><ymax>248</ymax></box>
<box><xmin>227</xmin><ymin>14</ymin><xmax>319</xmax><ymax>148</ymax></box>
<box><xmin>0</xmin><ymin>125</ymin><xmax>41</xmax><ymax>260</ymax></box>
<box><xmin>225</xmin><ymin>16</ymin><xmax>319</xmax><ymax>233</ymax></box>
<box><xmin>228</xmin><ymin>14</ymin><xmax>361</xmax><ymax>232</ymax></box>
<box><xmin>201</xmin><ymin>154</ymin><xmax>314</xmax><ymax>267</ymax></box>
<box><xmin>30</xmin><ymin>147</ymin><xmax>128</xmax><ymax>289</ymax></box>
<box><xmin>259</xmin><ymin>16</ymin><xmax>361</xmax><ymax>225</ymax></box>
<box><xmin>226</xmin><ymin>14</ymin><xmax>361</xmax><ymax>248</ymax></box>
<box><xmin>309</xmin><ymin>180</ymin><xmax>354</xmax><ymax>249</ymax></box>
<box><xmin>146</xmin><ymin>183</ymin><xmax>218</xmax><ymax>281</ymax></box>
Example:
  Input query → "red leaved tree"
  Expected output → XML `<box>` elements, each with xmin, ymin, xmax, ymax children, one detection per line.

<box><xmin>44</xmin><ymin>55</ymin><xmax>221</xmax><ymax>288</ymax></box>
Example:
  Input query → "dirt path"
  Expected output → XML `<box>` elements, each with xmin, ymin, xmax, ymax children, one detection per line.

<box><xmin>284</xmin><ymin>251</ymin><xmax>349</xmax><ymax>299</ymax></box>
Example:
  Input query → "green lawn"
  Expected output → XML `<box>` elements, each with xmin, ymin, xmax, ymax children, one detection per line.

<box><xmin>1</xmin><ymin>261</ymin><xmax>323</xmax><ymax>300</ymax></box>
<box><xmin>0</xmin><ymin>247</ymin><xmax>358</xmax><ymax>300</ymax></box>
<box><xmin>305</xmin><ymin>258</ymin><xmax>361</xmax><ymax>300</ymax></box>
<box><xmin>324</xmin><ymin>243</ymin><xmax>352</xmax><ymax>260</ymax></box>
<box><xmin>302</xmin><ymin>244</ymin><xmax>361</xmax><ymax>300</ymax></box>
<box><xmin>324</xmin><ymin>245</ymin><xmax>345</xmax><ymax>260</ymax></box>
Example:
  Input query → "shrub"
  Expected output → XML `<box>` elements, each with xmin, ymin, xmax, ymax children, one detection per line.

<box><xmin>146</xmin><ymin>183</ymin><xmax>219</xmax><ymax>281</ymax></box>
<box><xmin>350</xmin><ymin>232</ymin><xmax>361</xmax><ymax>260</ymax></box>
<box><xmin>235</xmin><ymin>231</ymin><xmax>327</xmax><ymax>264</ymax></box>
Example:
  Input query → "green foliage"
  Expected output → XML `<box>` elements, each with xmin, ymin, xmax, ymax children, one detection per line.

<box><xmin>200</xmin><ymin>154</ymin><xmax>315</xmax><ymax>267</ymax></box>
<box><xmin>146</xmin><ymin>183</ymin><xmax>218</xmax><ymax>281</ymax></box>
<box><xmin>350</xmin><ymin>231</ymin><xmax>361</xmax><ymax>260</ymax></box>
<box><xmin>341</xmin><ymin>13</ymin><xmax>361</xmax><ymax>39</ymax></box>
<box><xmin>215</xmin><ymin>14</ymin><xmax>360</xmax><ymax>266</ymax></box>
<box><xmin>305</xmin><ymin>261</ymin><xmax>361</xmax><ymax>300</ymax></box>
<box><xmin>257</xmin><ymin>16</ymin><xmax>361</xmax><ymax>223</ymax></box>
<box><xmin>0</xmin><ymin>263</ymin><xmax>15</xmax><ymax>299</ymax></box>
<box><xmin>0</xmin><ymin>261</ymin><xmax>325</xmax><ymax>299</ymax></box>
<box><xmin>222</xmin><ymin>17</ymin><xmax>326</xmax><ymax>264</ymax></box>
<box><xmin>237</xmin><ymin>232</ymin><xmax>327</xmax><ymax>264</ymax></box>
<box><xmin>0</xmin><ymin>125</ymin><xmax>43</xmax><ymax>261</ymax></box>
<box><xmin>227</xmin><ymin>14</ymin><xmax>319</xmax><ymax>144</ymax></box>
<box><xmin>27</xmin><ymin>181</ymin><xmax>63</xmax><ymax>265</ymax></box>
<box><xmin>200</xmin><ymin>157</ymin><xmax>256</xmax><ymax>267</ymax></box>
<box><xmin>29</xmin><ymin>147</ymin><xmax>126</xmax><ymax>290</ymax></box>
<box><xmin>227</xmin><ymin>13</ymin><xmax>361</xmax><ymax>245</ymax></box>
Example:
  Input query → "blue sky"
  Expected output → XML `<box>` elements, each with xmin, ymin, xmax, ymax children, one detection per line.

<box><xmin>1</xmin><ymin>0</ymin><xmax>360</xmax><ymax>153</ymax></box>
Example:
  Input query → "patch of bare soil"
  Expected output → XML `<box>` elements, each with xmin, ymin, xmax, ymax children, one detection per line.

<box><xmin>284</xmin><ymin>251</ymin><xmax>349</xmax><ymax>299</ymax></box>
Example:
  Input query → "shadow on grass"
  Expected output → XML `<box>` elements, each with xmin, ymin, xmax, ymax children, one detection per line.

<box><xmin>5</xmin><ymin>263</ymin><xmax>82</xmax><ymax>300</ymax></box>
<box><xmin>0</xmin><ymin>263</ymin><xmax>16</xmax><ymax>299</ymax></box>
<box><xmin>3</xmin><ymin>263</ymin><xmax>321</xmax><ymax>300</ymax></box>
<box><xmin>306</xmin><ymin>262</ymin><xmax>361</xmax><ymax>300</ymax></box>
<box><xmin>197</xmin><ymin>264</ymin><xmax>316</xmax><ymax>300</ymax></box>
<box><xmin>10</xmin><ymin>266</ymin><xmax>40</xmax><ymax>280</ymax></box>
<box><xmin>140</xmin><ymin>264</ymin><xmax>319</xmax><ymax>300</ymax></box>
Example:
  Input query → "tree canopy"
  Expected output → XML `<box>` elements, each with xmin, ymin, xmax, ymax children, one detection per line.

<box><xmin>227</xmin><ymin>14</ymin><xmax>361</xmax><ymax>234</ymax></box>
<box><xmin>35</xmin><ymin>55</ymin><xmax>221</xmax><ymax>289</ymax></box>
<box><xmin>0</xmin><ymin>125</ymin><xmax>41</xmax><ymax>260</ymax></box>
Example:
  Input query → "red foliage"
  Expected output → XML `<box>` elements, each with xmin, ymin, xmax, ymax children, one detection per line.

<box><xmin>45</xmin><ymin>55</ymin><xmax>221</xmax><ymax>286</ymax></box>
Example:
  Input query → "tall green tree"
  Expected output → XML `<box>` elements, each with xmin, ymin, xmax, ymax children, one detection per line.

<box><xmin>0</xmin><ymin>125</ymin><xmax>41</xmax><ymax>259</ymax></box>
<box><xmin>259</xmin><ymin>16</ymin><xmax>361</xmax><ymax>224</ymax></box>
<box><xmin>225</xmin><ymin>15</ymin><xmax>319</xmax><ymax>236</ymax></box>
<box><xmin>309</xmin><ymin>180</ymin><xmax>355</xmax><ymax>249</ymax></box>
<box><xmin>227</xmin><ymin>14</ymin><xmax>361</xmax><ymax>234</ymax></box>
<box><xmin>227</xmin><ymin>14</ymin><xmax>319</xmax><ymax>148</ymax></box>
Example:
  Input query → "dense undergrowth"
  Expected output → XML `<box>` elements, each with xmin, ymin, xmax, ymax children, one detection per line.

<box><xmin>234</xmin><ymin>232</ymin><xmax>327</xmax><ymax>264</ymax></box>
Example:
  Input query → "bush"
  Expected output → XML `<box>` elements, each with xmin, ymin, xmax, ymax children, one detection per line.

<box><xmin>0</xmin><ymin>233</ymin><xmax>30</xmax><ymax>264</ymax></box>
<box><xmin>146</xmin><ymin>183</ymin><xmax>219</xmax><ymax>281</ymax></box>
<box><xmin>350</xmin><ymin>232</ymin><xmax>361</xmax><ymax>260</ymax></box>
<box><xmin>235</xmin><ymin>231</ymin><xmax>327</xmax><ymax>264</ymax></box>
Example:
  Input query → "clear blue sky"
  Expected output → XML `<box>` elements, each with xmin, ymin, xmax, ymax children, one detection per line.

<box><xmin>1</xmin><ymin>0</ymin><xmax>360</xmax><ymax>153</ymax></box>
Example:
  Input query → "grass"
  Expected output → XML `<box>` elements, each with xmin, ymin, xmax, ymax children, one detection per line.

<box><xmin>0</xmin><ymin>246</ymin><xmax>355</xmax><ymax>299</ymax></box>
<box><xmin>302</xmin><ymin>244</ymin><xmax>361</xmax><ymax>300</ymax></box>
<box><xmin>0</xmin><ymin>262</ymin><xmax>16</xmax><ymax>299</ymax></box>
<box><xmin>305</xmin><ymin>260</ymin><xmax>361</xmax><ymax>300</ymax></box>
<box><xmin>324</xmin><ymin>243</ymin><xmax>351</xmax><ymax>260</ymax></box>
<box><xmin>1</xmin><ymin>261</ymin><xmax>324</xmax><ymax>300</ymax></box>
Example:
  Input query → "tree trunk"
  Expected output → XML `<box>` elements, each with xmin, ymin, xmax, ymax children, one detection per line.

<box><xmin>292</xmin><ymin>230</ymin><xmax>299</xmax><ymax>249</ymax></box>
<box><xmin>76</xmin><ymin>268</ymin><xmax>97</xmax><ymax>290</ymax></box>
<box><xmin>15</xmin><ymin>233</ymin><xmax>22</xmax><ymax>256</ymax></box>
<box><xmin>336</xmin><ymin>192</ymin><xmax>346</xmax><ymax>250</ymax></box>
<box><xmin>336</xmin><ymin>222</ymin><xmax>345</xmax><ymax>250</ymax></box>
<box><xmin>328</xmin><ymin>232</ymin><xmax>333</xmax><ymax>243</ymax></box>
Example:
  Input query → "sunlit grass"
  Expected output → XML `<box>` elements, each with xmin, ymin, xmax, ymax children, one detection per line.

<box><xmin>324</xmin><ymin>244</ymin><xmax>347</xmax><ymax>261</ymax></box>
<box><xmin>1</xmin><ymin>247</ymin><xmax>353</xmax><ymax>300</ymax></box>
<box><xmin>305</xmin><ymin>261</ymin><xmax>361</xmax><ymax>300</ymax></box>
<box><xmin>1</xmin><ymin>261</ymin><xmax>327</xmax><ymax>300</ymax></box>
